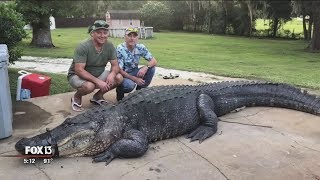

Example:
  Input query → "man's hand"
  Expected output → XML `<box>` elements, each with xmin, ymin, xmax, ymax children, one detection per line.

<box><xmin>96</xmin><ymin>79</ymin><xmax>110</xmax><ymax>92</ymax></box>
<box><xmin>134</xmin><ymin>77</ymin><xmax>145</xmax><ymax>86</ymax></box>
<box><xmin>137</xmin><ymin>66</ymin><xmax>148</xmax><ymax>78</ymax></box>
<box><xmin>106</xmin><ymin>72</ymin><xmax>116</xmax><ymax>87</ymax></box>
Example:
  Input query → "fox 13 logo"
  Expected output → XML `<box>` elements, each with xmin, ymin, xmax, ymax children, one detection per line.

<box><xmin>25</xmin><ymin>146</ymin><xmax>53</xmax><ymax>156</ymax></box>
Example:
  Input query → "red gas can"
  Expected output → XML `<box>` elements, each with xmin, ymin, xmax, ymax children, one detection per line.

<box><xmin>21</xmin><ymin>73</ymin><xmax>51</xmax><ymax>98</ymax></box>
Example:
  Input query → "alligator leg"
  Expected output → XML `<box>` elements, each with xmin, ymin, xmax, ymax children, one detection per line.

<box><xmin>92</xmin><ymin>129</ymin><xmax>148</xmax><ymax>165</ymax></box>
<box><xmin>187</xmin><ymin>93</ymin><xmax>218</xmax><ymax>143</ymax></box>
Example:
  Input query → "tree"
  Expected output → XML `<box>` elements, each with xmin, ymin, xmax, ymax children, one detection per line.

<box><xmin>167</xmin><ymin>1</ymin><xmax>189</xmax><ymax>31</ymax></box>
<box><xmin>293</xmin><ymin>0</ymin><xmax>320</xmax><ymax>51</ymax></box>
<box><xmin>309</xmin><ymin>1</ymin><xmax>320</xmax><ymax>51</ymax></box>
<box><xmin>229</xmin><ymin>1</ymin><xmax>252</xmax><ymax>36</ymax></box>
<box><xmin>0</xmin><ymin>2</ymin><xmax>26</xmax><ymax>63</ymax></box>
<box><xmin>292</xmin><ymin>0</ymin><xmax>313</xmax><ymax>40</ymax></box>
<box><xmin>242</xmin><ymin>0</ymin><xmax>267</xmax><ymax>37</ymax></box>
<box><xmin>185</xmin><ymin>1</ymin><xmax>207</xmax><ymax>32</ymax></box>
<box><xmin>15</xmin><ymin>0</ymin><xmax>110</xmax><ymax>48</ymax></box>
<box><xmin>265</xmin><ymin>0</ymin><xmax>292</xmax><ymax>38</ymax></box>
<box><xmin>109</xmin><ymin>1</ymin><xmax>144</xmax><ymax>10</ymax></box>
<box><xmin>139</xmin><ymin>1</ymin><xmax>172</xmax><ymax>31</ymax></box>
<box><xmin>60</xmin><ymin>1</ymin><xmax>111</xmax><ymax>18</ymax></box>
<box><xmin>16</xmin><ymin>0</ymin><xmax>55</xmax><ymax>48</ymax></box>
<box><xmin>209</xmin><ymin>1</ymin><xmax>229</xmax><ymax>34</ymax></box>
<box><xmin>221</xmin><ymin>0</ymin><xmax>232</xmax><ymax>34</ymax></box>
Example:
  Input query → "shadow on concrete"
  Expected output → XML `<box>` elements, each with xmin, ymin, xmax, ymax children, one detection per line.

<box><xmin>12</xmin><ymin>101</ymin><xmax>52</xmax><ymax>129</ymax></box>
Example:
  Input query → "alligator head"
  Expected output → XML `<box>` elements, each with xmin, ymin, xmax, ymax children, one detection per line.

<box><xmin>15</xmin><ymin>107</ymin><xmax>123</xmax><ymax>157</ymax></box>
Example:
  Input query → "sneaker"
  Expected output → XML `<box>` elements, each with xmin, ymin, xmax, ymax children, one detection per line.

<box><xmin>116</xmin><ymin>87</ymin><xmax>124</xmax><ymax>101</ymax></box>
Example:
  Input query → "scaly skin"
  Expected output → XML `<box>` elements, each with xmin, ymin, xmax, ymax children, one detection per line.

<box><xmin>15</xmin><ymin>81</ymin><xmax>320</xmax><ymax>165</ymax></box>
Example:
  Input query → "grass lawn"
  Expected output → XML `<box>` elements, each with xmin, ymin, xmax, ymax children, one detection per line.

<box><xmin>8</xmin><ymin>68</ymin><xmax>74</xmax><ymax>99</ymax></box>
<box><xmin>19</xmin><ymin>27</ymin><xmax>320</xmax><ymax>90</ymax></box>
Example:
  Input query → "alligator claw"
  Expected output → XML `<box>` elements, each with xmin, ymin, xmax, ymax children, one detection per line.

<box><xmin>187</xmin><ymin>126</ymin><xmax>215</xmax><ymax>143</ymax></box>
<box><xmin>92</xmin><ymin>151</ymin><xmax>116</xmax><ymax>165</ymax></box>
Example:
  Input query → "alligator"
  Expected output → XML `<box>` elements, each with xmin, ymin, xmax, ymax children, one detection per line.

<box><xmin>15</xmin><ymin>81</ymin><xmax>320</xmax><ymax>165</ymax></box>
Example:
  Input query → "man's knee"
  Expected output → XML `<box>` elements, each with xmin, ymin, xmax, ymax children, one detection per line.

<box><xmin>147</xmin><ymin>66</ymin><xmax>156</xmax><ymax>75</ymax></box>
<box><xmin>122</xmin><ymin>79</ymin><xmax>136</xmax><ymax>93</ymax></box>
<box><xmin>115</xmin><ymin>73</ymin><xmax>123</xmax><ymax>85</ymax></box>
<box><xmin>123</xmin><ymin>85</ymin><xmax>136</xmax><ymax>93</ymax></box>
<box><xmin>79</xmin><ymin>81</ymin><xmax>95</xmax><ymax>93</ymax></box>
<box><xmin>143</xmin><ymin>67</ymin><xmax>156</xmax><ymax>86</ymax></box>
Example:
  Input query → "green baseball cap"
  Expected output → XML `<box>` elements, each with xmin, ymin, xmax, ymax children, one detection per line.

<box><xmin>88</xmin><ymin>20</ymin><xmax>109</xmax><ymax>34</ymax></box>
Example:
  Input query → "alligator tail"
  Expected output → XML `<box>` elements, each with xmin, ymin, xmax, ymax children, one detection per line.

<box><xmin>212</xmin><ymin>82</ymin><xmax>320</xmax><ymax>116</ymax></box>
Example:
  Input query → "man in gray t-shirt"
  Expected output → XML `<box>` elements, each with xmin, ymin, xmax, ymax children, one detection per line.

<box><xmin>68</xmin><ymin>20</ymin><xmax>123</xmax><ymax>111</ymax></box>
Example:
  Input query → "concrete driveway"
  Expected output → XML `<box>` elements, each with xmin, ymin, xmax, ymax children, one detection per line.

<box><xmin>0</xmin><ymin>77</ymin><xmax>320</xmax><ymax>180</ymax></box>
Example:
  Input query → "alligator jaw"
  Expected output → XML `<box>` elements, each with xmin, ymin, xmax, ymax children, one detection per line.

<box><xmin>15</xmin><ymin>131</ymin><xmax>59</xmax><ymax>157</ymax></box>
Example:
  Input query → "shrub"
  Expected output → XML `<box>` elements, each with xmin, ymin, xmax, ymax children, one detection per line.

<box><xmin>0</xmin><ymin>2</ymin><xmax>26</xmax><ymax>63</ymax></box>
<box><xmin>139</xmin><ymin>1</ymin><xmax>172</xmax><ymax>31</ymax></box>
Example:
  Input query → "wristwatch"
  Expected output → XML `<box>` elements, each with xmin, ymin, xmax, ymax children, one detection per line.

<box><xmin>146</xmin><ymin>65</ymin><xmax>152</xmax><ymax>69</ymax></box>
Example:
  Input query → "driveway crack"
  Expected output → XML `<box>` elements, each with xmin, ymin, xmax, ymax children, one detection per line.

<box><xmin>34</xmin><ymin>163</ymin><xmax>51</xmax><ymax>180</ymax></box>
<box><xmin>272</xmin><ymin>129</ymin><xmax>320</xmax><ymax>152</ymax></box>
<box><xmin>176</xmin><ymin>138</ymin><xmax>230</xmax><ymax>180</ymax></box>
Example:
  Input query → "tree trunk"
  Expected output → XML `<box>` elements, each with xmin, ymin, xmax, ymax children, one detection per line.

<box><xmin>272</xmin><ymin>18</ymin><xmax>279</xmax><ymax>38</ymax></box>
<box><xmin>222</xmin><ymin>0</ymin><xmax>228</xmax><ymax>34</ymax></box>
<box><xmin>247</xmin><ymin>1</ymin><xmax>253</xmax><ymax>37</ymax></box>
<box><xmin>192</xmin><ymin>1</ymin><xmax>196</xmax><ymax>32</ymax></box>
<box><xmin>309</xmin><ymin>1</ymin><xmax>320</xmax><ymax>52</ymax></box>
<box><xmin>307</xmin><ymin>15</ymin><xmax>313</xmax><ymax>41</ymax></box>
<box><xmin>302</xmin><ymin>14</ymin><xmax>308</xmax><ymax>40</ymax></box>
<box><xmin>175</xmin><ymin>19</ymin><xmax>184</xmax><ymax>31</ymax></box>
<box><xmin>207</xmin><ymin>0</ymin><xmax>211</xmax><ymax>34</ymax></box>
<box><xmin>31</xmin><ymin>16</ymin><xmax>54</xmax><ymax>48</ymax></box>
<box><xmin>301</xmin><ymin>3</ymin><xmax>309</xmax><ymax>41</ymax></box>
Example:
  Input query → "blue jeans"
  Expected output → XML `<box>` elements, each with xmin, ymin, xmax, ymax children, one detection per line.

<box><xmin>116</xmin><ymin>67</ymin><xmax>155</xmax><ymax>100</ymax></box>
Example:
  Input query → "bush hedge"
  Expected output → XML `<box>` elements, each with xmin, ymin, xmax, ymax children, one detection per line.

<box><xmin>0</xmin><ymin>3</ymin><xmax>26</xmax><ymax>63</ymax></box>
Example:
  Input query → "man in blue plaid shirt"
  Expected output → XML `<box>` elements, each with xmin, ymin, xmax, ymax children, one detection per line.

<box><xmin>116</xmin><ymin>28</ymin><xmax>157</xmax><ymax>101</ymax></box>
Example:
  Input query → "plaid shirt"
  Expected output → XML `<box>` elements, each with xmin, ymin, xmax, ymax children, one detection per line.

<box><xmin>116</xmin><ymin>43</ymin><xmax>153</xmax><ymax>72</ymax></box>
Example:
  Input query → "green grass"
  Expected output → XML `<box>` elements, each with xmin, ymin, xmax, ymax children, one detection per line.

<box><xmin>8</xmin><ymin>68</ymin><xmax>74</xmax><ymax>99</ymax></box>
<box><xmin>19</xmin><ymin>27</ymin><xmax>320</xmax><ymax>90</ymax></box>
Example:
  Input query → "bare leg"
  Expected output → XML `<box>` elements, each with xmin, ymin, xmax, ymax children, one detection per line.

<box><xmin>74</xmin><ymin>81</ymin><xmax>95</xmax><ymax>104</ymax></box>
<box><xmin>93</xmin><ymin>73</ymin><xmax>123</xmax><ymax>100</ymax></box>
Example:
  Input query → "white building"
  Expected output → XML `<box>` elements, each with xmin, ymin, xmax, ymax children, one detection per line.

<box><xmin>106</xmin><ymin>10</ymin><xmax>153</xmax><ymax>39</ymax></box>
<box><xmin>106</xmin><ymin>10</ymin><xmax>140</xmax><ymax>28</ymax></box>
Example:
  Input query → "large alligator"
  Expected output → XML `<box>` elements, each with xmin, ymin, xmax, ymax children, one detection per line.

<box><xmin>15</xmin><ymin>81</ymin><xmax>320</xmax><ymax>165</ymax></box>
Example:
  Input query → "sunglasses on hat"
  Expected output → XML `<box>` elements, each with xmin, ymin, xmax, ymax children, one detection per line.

<box><xmin>126</xmin><ymin>27</ymin><xmax>139</xmax><ymax>33</ymax></box>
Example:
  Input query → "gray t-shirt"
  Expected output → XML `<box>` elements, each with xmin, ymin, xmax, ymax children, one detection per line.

<box><xmin>68</xmin><ymin>38</ymin><xmax>117</xmax><ymax>78</ymax></box>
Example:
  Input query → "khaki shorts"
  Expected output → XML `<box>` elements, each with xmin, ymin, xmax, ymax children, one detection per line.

<box><xmin>68</xmin><ymin>70</ymin><xmax>110</xmax><ymax>89</ymax></box>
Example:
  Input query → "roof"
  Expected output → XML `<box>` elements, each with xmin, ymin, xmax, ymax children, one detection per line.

<box><xmin>107</xmin><ymin>10</ymin><xmax>140</xmax><ymax>20</ymax></box>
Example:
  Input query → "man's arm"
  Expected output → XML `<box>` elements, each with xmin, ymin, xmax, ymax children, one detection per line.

<box><xmin>140</xmin><ymin>44</ymin><xmax>157</xmax><ymax>68</ymax></box>
<box><xmin>116</xmin><ymin>46</ymin><xmax>137</xmax><ymax>82</ymax></box>
<box><xmin>136</xmin><ymin>44</ymin><xmax>157</xmax><ymax>77</ymax></box>
<box><xmin>109</xmin><ymin>59</ymin><xmax>120</xmax><ymax>77</ymax></box>
<box><xmin>117</xmin><ymin>67</ymin><xmax>145</xmax><ymax>86</ymax></box>
<box><xmin>136</xmin><ymin>57</ymin><xmax>157</xmax><ymax>78</ymax></box>
<box><xmin>145</xmin><ymin>57</ymin><xmax>157</xmax><ymax>68</ymax></box>
<box><xmin>105</xmin><ymin>59</ymin><xmax>120</xmax><ymax>86</ymax></box>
